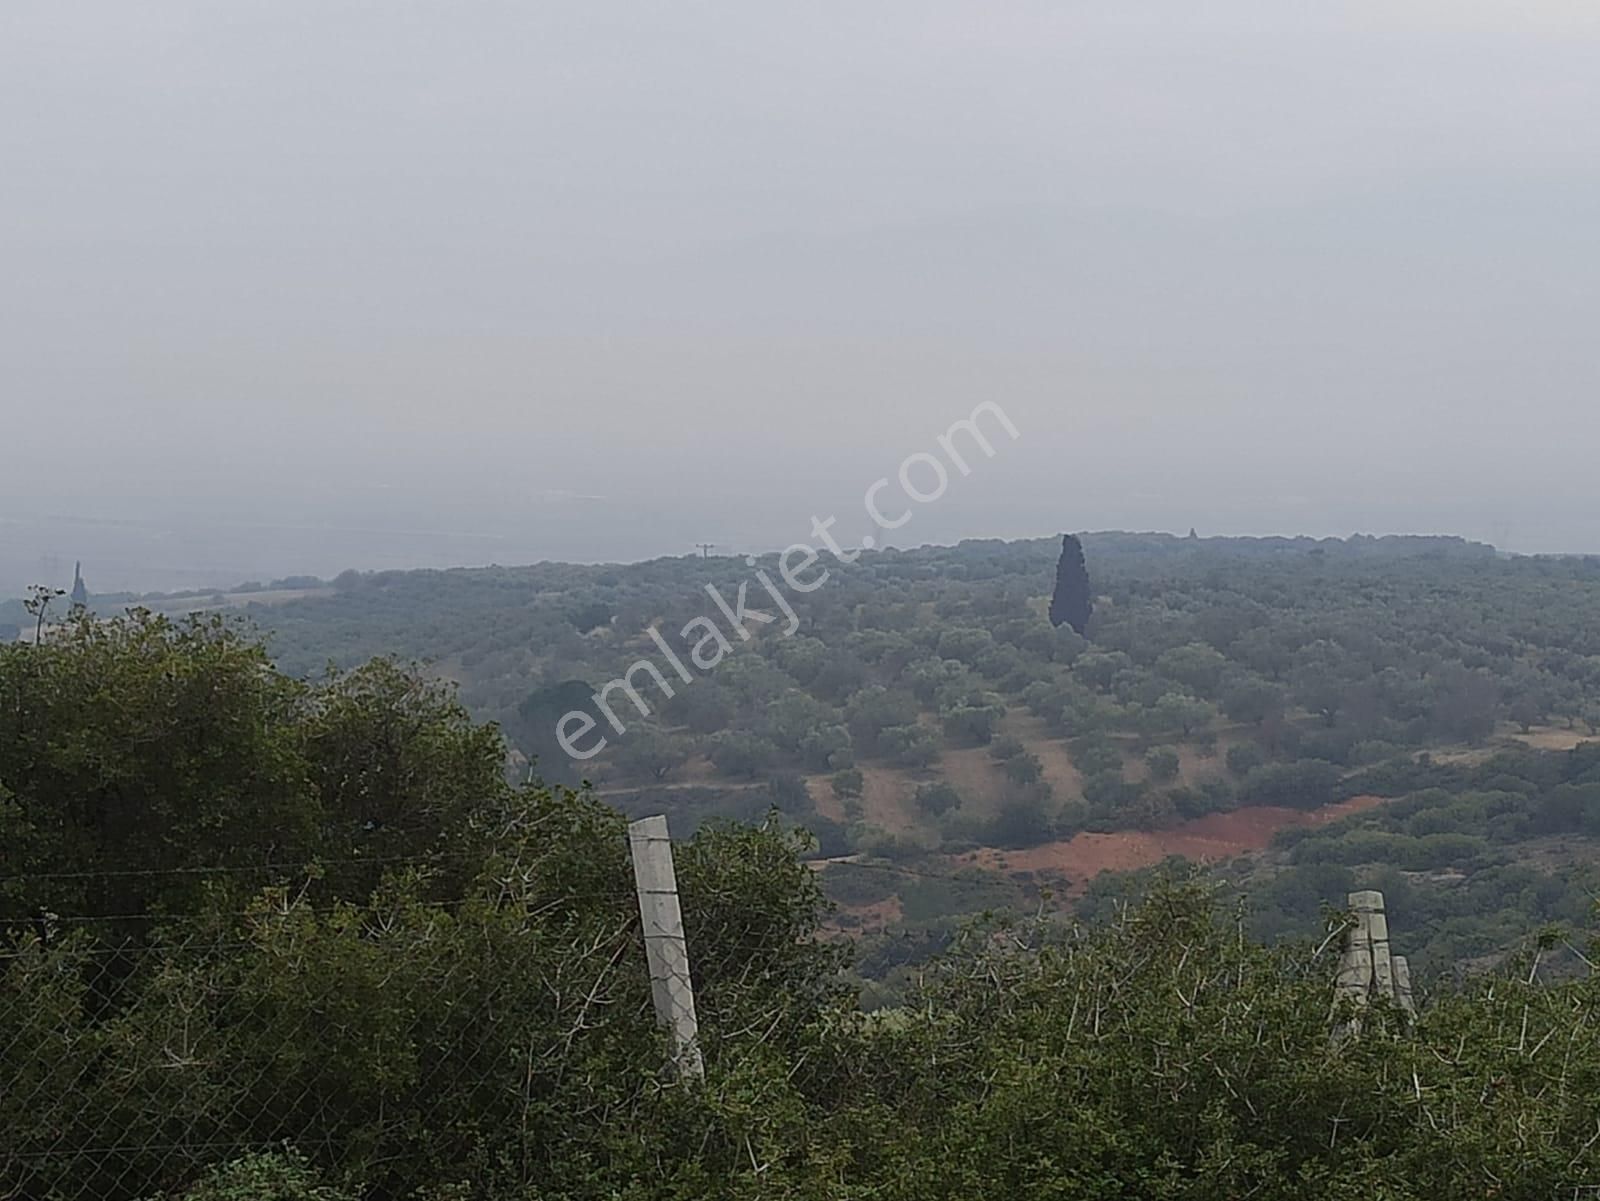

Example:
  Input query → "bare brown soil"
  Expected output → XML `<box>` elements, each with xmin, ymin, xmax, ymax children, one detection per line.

<box><xmin>1002</xmin><ymin>712</ymin><xmax>1087</xmax><ymax>795</ymax></box>
<box><xmin>936</xmin><ymin>743</ymin><xmax>1007</xmax><ymax>819</ymax></box>
<box><xmin>960</xmin><ymin>795</ymin><xmax>1388</xmax><ymax>891</ymax></box>
<box><xmin>810</xmin><ymin>775</ymin><xmax>847</xmax><ymax>824</ymax></box>
<box><xmin>147</xmin><ymin>587</ymin><xmax>334</xmax><ymax>614</ymax></box>
<box><xmin>836</xmin><ymin>895</ymin><xmax>903</xmax><ymax>933</ymax></box>
<box><xmin>1509</xmin><ymin>725</ymin><xmax>1596</xmax><ymax>752</ymax></box>
<box><xmin>804</xmin><ymin>769</ymin><xmax>915</xmax><ymax>836</ymax></box>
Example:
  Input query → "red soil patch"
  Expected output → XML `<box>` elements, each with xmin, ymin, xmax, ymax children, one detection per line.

<box><xmin>962</xmin><ymin>795</ymin><xmax>1386</xmax><ymax>891</ymax></box>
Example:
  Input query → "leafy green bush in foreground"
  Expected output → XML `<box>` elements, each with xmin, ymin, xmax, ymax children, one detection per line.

<box><xmin>5</xmin><ymin>613</ymin><xmax>1600</xmax><ymax>1200</ymax></box>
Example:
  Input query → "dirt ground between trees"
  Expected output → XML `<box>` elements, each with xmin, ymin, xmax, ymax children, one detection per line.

<box><xmin>1509</xmin><ymin>724</ymin><xmax>1596</xmax><ymax>752</ymax></box>
<box><xmin>959</xmin><ymin>795</ymin><xmax>1387</xmax><ymax>891</ymax></box>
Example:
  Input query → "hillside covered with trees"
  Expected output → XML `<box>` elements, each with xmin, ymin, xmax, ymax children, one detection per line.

<box><xmin>3</xmin><ymin>611</ymin><xmax>1600</xmax><ymax>1198</ymax></box>
<box><xmin>10</xmin><ymin>532</ymin><xmax>1600</xmax><ymax>984</ymax></box>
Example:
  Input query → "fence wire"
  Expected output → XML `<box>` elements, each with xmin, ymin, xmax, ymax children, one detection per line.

<box><xmin>1</xmin><ymin>873</ymin><xmax>658</xmax><ymax>1201</ymax></box>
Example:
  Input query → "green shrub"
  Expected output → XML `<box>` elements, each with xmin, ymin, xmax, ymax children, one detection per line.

<box><xmin>914</xmin><ymin>781</ymin><xmax>962</xmax><ymax>816</ymax></box>
<box><xmin>1145</xmin><ymin>746</ymin><xmax>1181</xmax><ymax>783</ymax></box>
<box><xmin>1239</xmin><ymin>759</ymin><xmax>1342</xmax><ymax>809</ymax></box>
<box><xmin>1226</xmin><ymin>742</ymin><xmax>1267</xmax><ymax>777</ymax></box>
<box><xmin>830</xmin><ymin>767</ymin><xmax>865</xmax><ymax>799</ymax></box>
<box><xmin>173</xmin><ymin>1149</ymin><xmax>355</xmax><ymax>1201</ymax></box>
<box><xmin>989</xmin><ymin>734</ymin><xmax>1027</xmax><ymax>761</ymax></box>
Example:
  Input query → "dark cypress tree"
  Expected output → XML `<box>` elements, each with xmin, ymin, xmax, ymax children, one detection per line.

<box><xmin>1048</xmin><ymin>534</ymin><xmax>1093</xmax><ymax>635</ymax></box>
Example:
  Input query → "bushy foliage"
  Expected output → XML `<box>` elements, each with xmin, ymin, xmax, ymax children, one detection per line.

<box><xmin>25</xmin><ymin>533</ymin><xmax>1600</xmax><ymax>1043</ymax></box>
<box><xmin>0</xmin><ymin>611</ymin><xmax>503</xmax><ymax>930</ymax></box>
<box><xmin>174</xmin><ymin>1149</ymin><xmax>356</xmax><ymax>1201</ymax></box>
<box><xmin>8</xmin><ymin>616</ymin><xmax>1600</xmax><ymax>1196</ymax></box>
<box><xmin>913</xmin><ymin>781</ymin><xmax>962</xmax><ymax>816</ymax></box>
<box><xmin>1238</xmin><ymin>758</ymin><xmax>1343</xmax><ymax>810</ymax></box>
<box><xmin>830</xmin><ymin>767</ymin><xmax>865</xmax><ymax>798</ymax></box>
<box><xmin>1144</xmin><ymin>745</ymin><xmax>1181</xmax><ymax>783</ymax></box>
<box><xmin>838</xmin><ymin>879</ymin><xmax>1600</xmax><ymax>1199</ymax></box>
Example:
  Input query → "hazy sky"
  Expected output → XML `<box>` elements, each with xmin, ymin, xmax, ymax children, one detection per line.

<box><xmin>3</xmin><ymin>2</ymin><xmax>1598</xmax><ymax>592</ymax></box>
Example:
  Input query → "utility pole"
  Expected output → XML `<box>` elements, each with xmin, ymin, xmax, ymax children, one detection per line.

<box><xmin>627</xmin><ymin>815</ymin><xmax>705</xmax><ymax>1082</ymax></box>
<box><xmin>695</xmin><ymin>542</ymin><xmax>716</xmax><ymax>560</ymax></box>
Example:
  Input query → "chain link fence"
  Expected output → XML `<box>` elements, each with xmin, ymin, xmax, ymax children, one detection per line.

<box><xmin>1</xmin><ymin>865</ymin><xmax>663</xmax><ymax>1201</ymax></box>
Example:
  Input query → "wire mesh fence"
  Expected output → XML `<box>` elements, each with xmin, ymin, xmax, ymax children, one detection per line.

<box><xmin>1</xmin><ymin>864</ymin><xmax>663</xmax><ymax>1201</ymax></box>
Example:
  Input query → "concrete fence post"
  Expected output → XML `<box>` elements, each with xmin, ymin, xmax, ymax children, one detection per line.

<box><xmin>1333</xmin><ymin>890</ymin><xmax>1414</xmax><ymax>1039</ymax></box>
<box><xmin>627</xmin><ymin>815</ymin><xmax>705</xmax><ymax>1082</ymax></box>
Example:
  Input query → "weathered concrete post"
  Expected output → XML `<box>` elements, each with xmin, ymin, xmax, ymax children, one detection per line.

<box><xmin>1334</xmin><ymin>891</ymin><xmax>1377</xmax><ymax>1011</ymax></box>
<box><xmin>1333</xmin><ymin>890</ymin><xmax>1413</xmax><ymax>1038</ymax></box>
<box><xmin>1392</xmin><ymin>955</ymin><xmax>1417</xmax><ymax>1017</ymax></box>
<box><xmin>627</xmin><ymin>815</ymin><xmax>705</xmax><ymax>1082</ymax></box>
<box><xmin>1358</xmin><ymin>890</ymin><xmax>1396</xmax><ymax>1001</ymax></box>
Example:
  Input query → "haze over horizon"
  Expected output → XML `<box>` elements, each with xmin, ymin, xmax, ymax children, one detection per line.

<box><xmin>4</xmin><ymin>2</ymin><xmax>1598</xmax><ymax>594</ymax></box>
<box><xmin>0</xmin><ymin>516</ymin><xmax>1570</xmax><ymax>602</ymax></box>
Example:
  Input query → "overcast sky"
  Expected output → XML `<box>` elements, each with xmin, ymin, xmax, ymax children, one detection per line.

<box><xmin>3</xmin><ymin>2</ymin><xmax>1598</xmax><ymax>592</ymax></box>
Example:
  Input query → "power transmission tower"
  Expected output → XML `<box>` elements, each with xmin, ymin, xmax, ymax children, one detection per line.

<box><xmin>695</xmin><ymin>543</ymin><xmax>716</xmax><ymax>560</ymax></box>
<box><xmin>627</xmin><ymin>815</ymin><xmax>705</xmax><ymax>1081</ymax></box>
